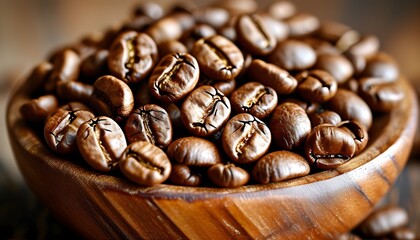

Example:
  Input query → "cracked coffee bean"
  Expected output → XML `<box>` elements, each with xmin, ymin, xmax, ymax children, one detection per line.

<box><xmin>295</xmin><ymin>69</ymin><xmax>338</xmax><ymax>103</ymax></box>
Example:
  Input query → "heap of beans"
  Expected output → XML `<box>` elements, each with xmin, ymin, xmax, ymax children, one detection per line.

<box><xmin>20</xmin><ymin>0</ymin><xmax>404</xmax><ymax>187</ymax></box>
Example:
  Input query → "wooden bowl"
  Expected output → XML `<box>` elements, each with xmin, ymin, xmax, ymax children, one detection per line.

<box><xmin>7</xmin><ymin>77</ymin><xmax>418</xmax><ymax>239</ymax></box>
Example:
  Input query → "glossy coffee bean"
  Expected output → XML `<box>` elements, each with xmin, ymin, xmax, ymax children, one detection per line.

<box><xmin>196</xmin><ymin>75</ymin><xmax>237</xmax><ymax>97</ymax></box>
<box><xmin>358</xmin><ymin>77</ymin><xmax>404</xmax><ymax>112</ymax></box>
<box><xmin>119</xmin><ymin>141</ymin><xmax>172</xmax><ymax>186</ymax></box>
<box><xmin>252</xmin><ymin>151</ymin><xmax>310</xmax><ymax>184</ymax></box>
<box><xmin>192</xmin><ymin>7</ymin><xmax>230</xmax><ymax>29</ymax></box>
<box><xmin>26</xmin><ymin>62</ymin><xmax>53</xmax><ymax>94</ymax></box>
<box><xmin>295</xmin><ymin>70</ymin><xmax>337</xmax><ymax>103</ymax></box>
<box><xmin>314</xmin><ymin>54</ymin><xmax>354</xmax><ymax>84</ymax></box>
<box><xmin>90</xmin><ymin>75</ymin><xmax>134</xmax><ymax>121</ymax></box>
<box><xmin>343</xmin><ymin>51</ymin><xmax>366</xmax><ymax>76</ymax></box>
<box><xmin>316</xmin><ymin>21</ymin><xmax>354</xmax><ymax>45</ymax></box>
<box><xmin>258</xmin><ymin>13</ymin><xmax>289</xmax><ymax>41</ymax></box>
<box><xmin>80</xmin><ymin>49</ymin><xmax>109</xmax><ymax>81</ymax></box>
<box><xmin>124</xmin><ymin>104</ymin><xmax>172</xmax><ymax>148</ymax></box>
<box><xmin>266</xmin><ymin>0</ymin><xmax>296</xmax><ymax>20</ymax></box>
<box><xmin>309</xmin><ymin>110</ymin><xmax>342</xmax><ymax>127</ymax></box>
<box><xmin>230</xmin><ymin>82</ymin><xmax>277</xmax><ymax>119</ymax></box>
<box><xmin>44</xmin><ymin>109</ymin><xmax>94</xmax><ymax>154</ymax></box>
<box><xmin>59</xmin><ymin>102</ymin><xmax>92</xmax><ymax>112</ymax></box>
<box><xmin>337</xmin><ymin>120</ymin><xmax>368</xmax><ymax>155</ymax></box>
<box><xmin>77</xmin><ymin>116</ymin><xmax>127</xmax><ymax>172</ymax></box>
<box><xmin>304</xmin><ymin>124</ymin><xmax>356</xmax><ymax>169</ymax></box>
<box><xmin>133</xmin><ymin>1</ymin><xmax>164</xmax><ymax>20</ymax></box>
<box><xmin>285</xmin><ymin>13</ymin><xmax>320</xmax><ymax>38</ymax></box>
<box><xmin>163</xmin><ymin>103</ymin><xmax>184</xmax><ymax>137</ymax></box>
<box><xmin>248</xmin><ymin>59</ymin><xmax>297</xmax><ymax>95</ymax></box>
<box><xmin>222</xmin><ymin>113</ymin><xmax>271</xmax><ymax>163</ymax></box>
<box><xmin>189</xmin><ymin>23</ymin><xmax>217</xmax><ymax>41</ymax></box>
<box><xmin>169</xmin><ymin>164</ymin><xmax>202</xmax><ymax>187</ymax></box>
<box><xmin>149</xmin><ymin>53</ymin><xmax>199</xmax><ymax>103</ymax></box>
<box><xmin>108</xmin><ymin>31</ymin><xmax>158</xmax><ymax>84</ymax></box>
<box><xmin>145</xmin><ymin>13</ymin><xmax>194</xmax><ymax>44</ymax></box>
<box><xmin>121</xmin><ymin>15</ymin><xmax>154</xmax><ymax>33</ymax></box>
<box><xmin>270</xmin><ymin>102</ymin><xmax>311</xmax><ymax>150</ymax></box>
<box><xmin>214</xmin><ymin>0</ymin><xmax>257</xmax><ymax>15</ymax></box>
<box><xmin>346</xmin><ymin>34</ymin><xmax>380</xmax><ymax>59</ymax></box>
<box><xmin>167</xmin><ymin>136</ymin><xmax>222</xmax><ymax>167</ymax></box>
<box><xmin>208</xmin><ymin>163</ymin><xmax>249</xmax><ymax>188</ymax></box>
<box><xmin>191</xmin><ymin>35</ymin><xmax>244</xmax><ymax>81</ymax></box>
<box><xmin>20</xmin><ymin>95</ymin><xmax>59</xmax><ymax>123</ymax></box>
<box><xmin>280</xmin><ymin>98</ymin><xmax>320</xmax><ymax>115</ymax></box>
<box><xmin>337</xmin><ymin>233</ymin><xmax>362</xmax><ymax>240</ymax></box>
<box><xmin>181</xmin><ymin>85</ymin><xmax>231</xmax><ymax>137</ymax></box>
<box><xmin>157</xmin><ymin>41</ymin><xmax>187</xmax><ymax>59</ymax></box>
<box><xmin>236</xmin><ymin>14</ymin><xmax>277</xmax><ymax>55</ymax></box>
<box><xmin>56</xmin><ymin>81</ymin><xmax>93</xmax><ymax>104</ymax></box>
<box><xmin>326</xmin><ymin>88</ymin><xmax>372</xmax><ymax>130</ymax></box>
<box><xmin>362</xmin><ymin>52</ymin><xmax>400</xmax><ymax>81</ymax></box>
<box><xmin>267</xmin><ymin>40</ymin><xmax>316</xmax><ymax>71</ymax></box>
<box><xmin>388</xmin><ymin>228</ymin><xmax>417</xmax><ymax>240</ymax></box>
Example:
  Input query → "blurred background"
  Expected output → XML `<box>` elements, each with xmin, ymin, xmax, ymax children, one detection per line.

<box><xmin>1</xmin><ymin>0</ymin><xmax>419</xmax><ymax>238</ymax></box>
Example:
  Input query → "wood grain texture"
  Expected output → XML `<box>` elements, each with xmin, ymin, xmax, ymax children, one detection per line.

<box><xmin>6</xmin><ymin>77</ymin><xmax>418</xmax><ymax>239</ymax></box>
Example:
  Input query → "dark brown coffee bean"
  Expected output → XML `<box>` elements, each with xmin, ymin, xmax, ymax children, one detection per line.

<box><xmin>207</xmin><ymin>163</ymin><xmax>249</xmax><ymax>188</ymax></box>
<box><xmin>149</xmin><ymin>53</ymin><xmax>200</xmax><ymax>103</ymax></box>
<box><xmin>388</xmin><ymin>228</ymin><xmax>417</xmax><ymax>240</ymax></box>
<box><xmin>133</xmin><ymin>1</ymin><xmax>164</xmax><ymax>20</ymax></box>
<box><xmin>163</xmin><ymin>103</ymin><xmax>185</xmax><ymax>137</ymax></box>
<box><xmin>269</xmin><ymin>102</ymin><xmax>311</xmax><ymax>150</ymax></box>
<box><xmin>266</xmin><ymin>1</ymin><xmax>296</xmax><ymax>20</ymax></box>
<box><xmin>280</xmin><ymin>98</ymin><xmax>319</xmax><ymax>115</ymax></box>
<box><xmin>20</xmin><ymin>95</ymin><xmax>59</xmax><ymax>123</ymax></box>
<box><xmin>267</xmin><ymin>40</ymin><xmax>316</xmax><ymax>71</ymax></box>
<box><xmin>108</xmin><ymin>31</ymin><xmax>158</xmax><ymax>84</ymax></box>
<box><xmin>167</xmin><ymin>136</ymin><xmax>222</xmax><ymax>167</ymax></box>
<box><xmin>59</xmin><ymin>102</ymin><xmax>92</xmax><ymax>112</ymax></box>
<box><xmin>56</xmin><ymin>81</ymin><xmax>93</xmax><ymax>104</ymax></box>
<box><xmin>121</xmin><ymin>15</ymin><xmax>154</xmax><ymax>33</ymax></box>
<box><xmin>309</xmin><ymin>110</ymin><xmax>342</xmax><ymax>127</ymax></box>
<box><xmin>44</xmin><ymin>49</ymin><xmax>80</xmax><ymax>93</ymax></box>
<box><xmin>314</xmin><ymin>54</ymin><xmax>354</xmax><ymax>84</ymax></box>
<box><xmin>44</xmin><ymin>109</ymin><xmax>94</xmax><ymax>154</ymax></box>
<box><xmin>80</xmin><ymin>49</ymin><xmax>109</xmax><ymax>81</ymax></box>
<box><xmin>346</xmin><ymin>34</ymin><xmax>380</xmax><ymax>59</ymax></box>
<box><xmin>295</xmin><ymin>70</ymin><xmax>337</xmax><ymax>103</ymax></box>
<box><xmin>358</xmin><ymin>77</ymin><xmax>404</xmax><ymax>112</ymax></box>
<box><xmin>362</xmin><ymin>52</ymin><xmax>400</xmax><ymax>81</ymax></box>
<box><xmin>192</xmin><ymin>7</ymin><xmax>230</xmax><ymax>29</ymax></box>
<box><xmin>145</xmin><ymin>13</ymin><xmax>194</xmax><ymax>44</ymax></box>
<box><xmin>230</xmin><ymin>82</ymin><xmax>277</xmax><ymax>119</ymax></box>
<box><xmin>124</xmin><ymin>104</ymin><xmax>172</xmax><ymax>148</ymax></box>
<box><xmin>133</xmin><ymin>80</ymin><xmax>155</xmax><ymax>106</ymax></box>
<box><xmin>326</xmin><ymin>88</ymin><xmax>372</xmax><ymax>130</ymax></box>
<box><xmin>26</xmin><ymin>62</ymin><xmax>53</xmax><ymax>94</ymax></box>
<box><xmin>304</xmin><ymin>124</ymin><xmax>356</xmax><ymax>169</ymax></box>
<box><xmin>157</xmin><ymin>41</ymin><xmax>188</xmax><ymax>59</ymax></box>
<box><xmin>236</xmin><ymin>14</ymin><xmax>277</xmax><ymax>55</ymax></box>
<box><xmin>222</xmin><ymin>113</ymin><xmax>271</xmax><ymax>163</ymax></box>
<box><xmin>191</xmin><ymin>35</ymin><xmax>244</xmax><ymax>81</ymax></box>
<box><xmin>90</xmin><ymin>75</ymin><xmax>134</xmax><ymax>121</ymax></box>
<box><xmin>337</xmin><ymin>120</ymin><xmax>368</xmax><ymax>155</ymax></box>
<box><xmin>248</xmin><ymin>59</ymin><xmax>297</xmax><ymax>95</ymax></box>
<box><xmin>252</xmin><ymin>151</ymin><xmax>310</xmax><ymax>184</ymax></box>
<box><xmin>77</xmin><ymin>116</ymin><xmax>126</xmax><ymax>172</ymax></box>
<box><xmin>181</xmin><ymin>85</ymin><xmax>231</xmax><ymax>137</ymax></box>
<box><xmin>169</xmin><ymin>164</ymin><xmax>202</xmax><ymax>187</ymax></box>
<box><xmin>285</xmin><ymin>13</ymin><xmax>320</xmax><ymax>38</ymax></box>
<box><xmin>197</xmin><ymin>75</ymin><xmax>237</xmax><ymax>97</ymax></box>
<box><xmin>258</xmin><ymin>13</ymin><xmax>289</xmax><ymax>41</ymax></box>
<box><xmin>119</xmin><ymin>141</ymin><xmax>172</xmax><ymax>186</ymax></box>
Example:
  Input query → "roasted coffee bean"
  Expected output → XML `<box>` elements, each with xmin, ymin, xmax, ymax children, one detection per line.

<box><xmin>190</xmin><ymin>23</ymin><xmax>217</xmax><ymax>40</ymax></box>
<box><xmin>197</xmin><ymin>75</ymin><xmax>237</xmax><ymax>97</ymax></box>
<box><xmin>56</xmin><ymin>81</ymin><xmax>93</xmax><ymax>104</ymax></box>
<box><xmin>77</xmin><ymin>116</ymin><xmax>126</xmax><ymax>172</ymax></box>
<box><xmin>133</xmin><ymin>1</ymin><xmax>164</xmax><ymax>20</ymax></box>
<box><xmin>157</xmin><ymin>41</ymin><xmax>188</xmax><ymax>58</ymax></box>
<box><xmin>121</xmin><ymin>15</ymin><xmax>154</xmax><ymax>33</ymax></box>
<box><xmin>119</xmin><ymin>141</ymin><xmax>172</xmax><ymax>186</ymax></box>
<box><xmin>295</xmin><ymin>70</ymin><xmax>337</xmax><ymax>103</ymax></box>
<box><xmin>80</xmin><ymin>49</ymin><xmax>109</xmax><ymax>81</ymax></box>
<box><xmin>309</xmin><ymin>110</ymin><xmax>342</xmax><ymax>127</ymax></box>
<box><xmin>270</xmin><ymin>102</ymin><xmax>311</xmax><ymax>150</ymax></box>
<box><xmin>248</xmin><ymin>59</ymin><xmax>297</xmax><ymax>95</ymax></box>
<box><xmin>337</xmin><ymin>120</ymin><xmax>368</xmax><ymax>155</ymax></box>
<box><xmin>236</xmin><ymin>14</ymin><xmax>277</xmax><ymax>55</ymax></box>
<box><xmin>44</xmin><ymin>109</ymin><xmax>94</xmax><ymax>154</ymax></box>
<box><xmin>108</xmin><ymin>31</ymin><xmax>158</xmax><ymax>84</ymax></box>
<box><xmin>167</xmin><ymin>136</ymin><xmax>222</xmax><ymax>167</ymax></box>
<box><xmin>149</xmin><ymin>53</ymin><xmax>199</xmax><ymax>103</ymax></box>
<box><xmin>280</xmin><ymin>98</ymin><xmax>319</xmax><ymax>115</ymax></box>
<box><xmin>337</xmin><ymin>233</ymin><xmax>362</xmax><ymax>240</ymax></box>
<box><xmin>214</xmin><ymin>0</ymin><xmax>258</xmax><ymax>15</ymax></box>
<box><xmin>44</xmin><ymin>49</ymin><xmax>80</xmax><ymax>93</ymax></box>
<box><xmin>304</xmin><ymin>124</ymin><xmax>356</xmax><ymax>169</ymax></box>
<box><xmin>90</xmin><ymin>75</ymin><xmax>134</xmax><ymax>121</ymax></box>
<box><xmin>252</xmin><ymin>151</ymin><xmax>310</xmax><ymax>184</ymax></box>
<box><xmin>26</xmin><ymin>62</ymin><xmax>53</xmax><ymax>94</ymax></box>
<box><xmin>230</xmin><ymin>82</ymin><xmax>277</xmax><ymax>119</ymax></box>
<box><xmin>316</xmin><ymin>21</ymin><xmax>354</xmax><ymax>45</ymax></box>
<box><xmin>134</xmin><ymin>80</ymin><xmax>155</xmax><ymax>106</ymax></box>
<box><xmin>357</xmin><ymin>206</ymin><xmax>409</xmax><ymax>238</ymax></box>
<box><xmin>388</xmin><ymin>228</ymin><xmax>417</xmax><ymax>240</ymax></box>
<box><xmin>207</xmin><ymin>163</ymin><xmax>249</xmax><ymax>188</ymax></box>
<box><xmin>163</xmin><ymin>103</ymin><xmax>184</xmax><ymax>137</ymax></box>
<box><xmin>145</xmin><ymin>13</ymin><xmax>194</xmax><ymax>44</ymax></box>
<box><xmin>59</xmin><ymin>102</ymin><xmax>92</xmax><ymax>112</ymax></box>
<box><xmin>169</xmin><ymin>164</ymin><xmax>202</xmax><ymax>187</ymax></box>
<box><xmin>267</xmin><ymin>40</ymin><xmax>316</xmax><ymax>71</ymax></box>
<box><xmin>300</xmin><ymin>37</ymin><xmax>340</xmax><ymax>56</ymax></box>
<box><xmin>124</xmin><ymin>104</ymin><xmax>172</xmax><ymax>148</ymax></box>
<box><xmin>266</xmin><ymin>0</ymin><xmax>296</xmax><ymax>20</ymax></box>
<box><xmin>181</xmin><ymin>85</ymin><xmax>231</xmax><ymax>136</ymax></box>
<box><xmin>343</xmin><ymin>51</ymin><xmax>366</xmax><ymax>76</ymax></box>
<box><xmin>285</xmin><ymin>13</ymin><xmax>320</xmax><ymax>38</ymax></box>
<box><xmin>222</xmin><ymin>113</ymin><xmax>271</xmax><ymax>163</ymax></box>
<box><xmin>346</xmin><ymin>34</ymin><xmax>380</xmax><ymax>59</ymax></box>
<box><xmin>314</xmin><ymin>54</ymin><xmax>354</xmax><ymax>84</ymax></box>
<box><xmin>191</xmin><ymin>35</ymin><xmax>244</xmax><ymax>81</ymax></box>
<box><xmin>20</xmin><ymin>95</ymin><xmax>59</xmax><ymax>123</ymax></box>
<box><xmin>258</xmin><ymin>13</ymin><xmax>289</xmax><ymax>41</ymax></box>
<box><xmin>326</xmin><ymin>88</ymin><xmax>372</xmax><ymax>129</ymax></box>
<box><xmin>362</xmin><ymin>52</ymin><xmax>400</xmax><ymax>81</ymax></box>
<box><xmin>358</xmin><ymin>77</ymin><xmax>404</xmax><ymax>112</ymax></box>
<box><xmin>192</xmin><ymin>7</ymin><xmax>230</xmax><ymax>29</ymax></box>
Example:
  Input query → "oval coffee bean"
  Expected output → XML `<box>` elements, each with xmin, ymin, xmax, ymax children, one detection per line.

<box><xmin>269</xmin><ymin>102</ymin><xmax>311</xmax><ymax>150</ymax></box>
<box><xmin>266</xmin><ymin>0</ymin><xmax>296</xmax><ymax>20</ymax></box>
<box><xmin>388</xmin><ymin>228</ymin><xmax>417</xmax><ymax>240</ymax></box>
<box><xmin>346</xmin><ymin>34</ymin><xmax>380</xmax><ymax>59</ymax></box>
<box><xmin>90</xmin><ymin>75</ymin><xmax>134</xmax><ymax>121</ymax></box>
<box><xmin>267</xmin><ymin>39</ymin><xmax>316</xmax><ymax>71</ymax></box>
<box><xmin>145</xmin><ymin>13</ymin><xmax>191</xmax><ymax>44</ymax></box>
<box><xmin>80</xmin><ymin>49</ymin><xmax>109</xmax><ymax>81</ymax></box>
<box><xmin>222</xmin><ymin>113</ymin><xmax>271</xmax><ymax>164</ymax></box>
<box><xmin>362</xmin><ymin>52</ymin><xmax>399</xmax><ymax>81</ymax></box>
<box><xmin>197</xmin><ymin>75</ymin><xmax>237</xmax><ymax>97</ymax></box>
<box><xmin>304</xmin><ymin>124</ymin><xmax>356</xmax><ymax>169</ymax></box>
<box><xmin>192</xmin><ymin>7</ymin><xmax>230</xmax><ymax>29</ymax></box>
<box><xmin>169</xmin><ymin>164</ymin><xmax>202</xmax><ymax>187</ymax></box>
<box><xmin>337</xmin><ymin>120</ymin><xmax>368</xmax><ymax>155</ymax></box>
<box><xmin>120</xmin><ymin>141</ymin><xmax>172</xmax><ymax>186</ymax></box>
<box><xmin>230</xmin><ymin>82</ymin><xmax>277</xmax><ymax>119</ymax></box>
<box><xmin>285</xmin><ymin>13</ymin><xmax>320</xmax><ymax>38</ymax></box>
<box><xmin>309</xmin><ymin>110</ymin><xmax>342</xmax><ymax>127</ymax></box>
<box><xmin>124</xmin><ymin>104</ymin><xmax>172</xmax><ymax>148</ymax></box>
<box><xmin>44</xmin><ymin>49</ymin><xmax>80</xmax><ymax>93</ymax></box>
<box><xmin>44</xmin><ymin>109</ymin><xmax>94</xmax><ymax>154</ymax></box>
<box><xmin>358</xmin><ymin>77</ymin><xmax>404</xmax><ymax>112</ymax></box>
<box><xmin>258</xmin><ymin>13</ymin><xmax>289</xmax><ymax>41</ymax></box>
<box><xmin>108</xmin><ymin>31</ymin><xmax>158</xmax><ymax>84</ymax></box>
<box><xmin>56</xmin><ymin>81</ymin><xmax>93</xmax><ymax>104</ymax></box>
<box><xmin>181</xmin><ymin>85</ymin><xmax>231</xmax><ymax>137</ymax></box>
<box><xmin>280</xmin><ymin>98</ymin><xmax>320</xmax><ymax>115</ymax></box>
<box><xmin>77</xmin><ymin>116</ymin><xmax>127</xmax><ymax>172</ymax></box>
<box><xmin>191</xmin><ymin>34</ymin><xmax>244</xmax><ymax>81</ymax></box>
<box><xmin>20</xmin><ymin>95</ymin><xmax>59</xmax><ymax>123</ymax></box>
<box><xmin>252</xmin><ymin>151</ymin><xmax>310</xmax><ymax>184</ymax></box>
<box><xmin>236</xmin><ymin>14</ymin><xmax>277</xmax><ymax>55</ymax></box>
<box><xmin>149</xmin><ymin>53</ymin><xmax>199</xmax><ymax>103</ymax></box>
<box><xmin>157</xmin><ymin>41</ymin><xmax>187</xmax><ymax>58</ymax></box>
<box><xmin>26</xmin><ymin>62</ymin><xmax>53</xmax><ymax>94</ymax></box>
<box><xmin>208</xmin><ymin>163</ymin><xmax>249</xmax><ymax>188</ymax></box>
<box><xmin>295</xmin><ymin>70</ymin><xmax>337</xmax><ymax>103</ymax></box>
<box><xmin>314</xmin><ymin>54</ymin><xmax>354</xmax><ymax>84</ymax></box>
<box><xmin>167</xmin><ymin>136</ymin><xmax>222</xmax><ymax>167</ymax></box>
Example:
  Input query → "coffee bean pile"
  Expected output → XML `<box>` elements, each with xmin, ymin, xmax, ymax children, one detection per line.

<box><xmin>20</xmin><ymin>0</ymin><xmax>404</xmax><ymax>187</ymax></box>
